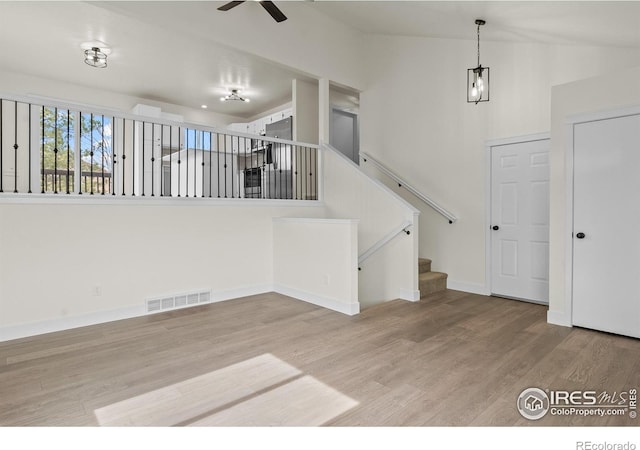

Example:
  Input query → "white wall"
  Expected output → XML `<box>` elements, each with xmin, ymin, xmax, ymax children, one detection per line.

<box><xmin>322</xmin><ymin>145</ymin><xmax>420</xmax><ymax>306</ymax></box>
<box><xmin>0</xmin><ymin>201</ymin><xmax>324</xmax><ymax>340</ymax></box>
<box><xmin>360</xmin><ymin>34</ymin><xmax>640</xmax><ymax>290</ymax></box>
<box><xmin>548</xmin><ymin>65</ymin><xmax>640</xmax><ymax>325</ymax></box>
<box><xmin>273</xmin><ymin>218</ymin><xmax>359</xmax><ymax>315</ymax></box>
<box><xmin>293</xmin><ymin>79</ymin><xmax>319</xmax><ymax>144</ymax></box>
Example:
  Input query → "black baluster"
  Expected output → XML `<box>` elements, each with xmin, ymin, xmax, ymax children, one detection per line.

<box><xmin>142</xmin><ymin>121</ymin><xmax>145</xmax><ymax>196</ymax></box>
<box><xmin>209</xmin><ymin>132</ymin><xmax>213</xmax><ymax>198</ymax></box>
<box><xmin>279</xmin><ymin>142</ymin><xmax>284</xmax><ymax>199</ymax></box>
<box><xmin>40</xmin><ymin>106</ymin><xmax>44</xmax><ymax>193</ymax></box>
<box><xmin>160</xmin><ymin>125</ymin><xmax>164</xmax><ymax>197</ymax></box>
<box><xmin>223</xmin><ymin>134</ymin><xmax>227</xmax><ymax>198</ymax></box>
<box><xmin>111</xmin><ymin>116</ymin><xmax>116</xmax><ymax>196</ymax></box>
<box><xmin>66</xmin><ymin>110</ymin><xmax>70</xmax><ymax>194</ymax></box>
<box><xmin>89</xmin><ymin>113</ymin><xmax>94</xmax><ymax>195</ymax></box>
<box><xmin>201</xmin><ymin>130</ymin><xmax>205</xmax><ymax>198</ymax></box>
<box><xmin>193</xmin><ymin>129</ymin><xmax>204</xmax><ymax>197</ymax></box>
<box><xmin>298</xmin><ymin>145</ymin><xmax>302</xmax><ymax>200</ymax></box>
<box><xmin>217</xmin><ymin>133</ymin><xmax>220</xmax><ymax>198</ymax></box>
<box><xmin>28</xmin><ymin>104</ymin><xmax>32</xmax><ymax>193</ymax></box>
<box><xmin>151</xmin><ymin>123</ymin><xmax>155</xmax><ymax>197</ymax></box>
<box><xmin>231</xmin><ymin>136</ymin><xmax>240</xmax><ymax>198</ymax></box>
<box><xmin>122</xmin><ymin>119</ymin><xmax>126</xmax><ymax>196</ymax></box>
<box><xmin>13</xmin><ymin>102</ymin><xmax>18</xmax><ymax>193</ymax></box>
<box><xmin>53</xmin><ymin>108</ymin><xmax>59</xmax><ymax>194</ymax></box>
<box><xmin>185</xmin><ymin>127</ymin><xmax>189</xmax><ymax>197</ymax></box>
<box><xmin>131</xmin><ymin>120</ymin><xmax>135</xmax><ymax>196</ymax></box>
<box><xmin>242</xmin><ymin>136</ymin><xmax>247</xmax><ymax>199</ymax></box>
<box><xmin>79</xmin><ymin>111</ymin><xmax>84</xmax><ymax>195</ymax></box>
<box><xmin>0</xmin><ymin>99</ymin><xmax>3</xmax><ymax>194</ymax></box>
<box><xmin>101</xmin><ymin>115</ymin><xmax>105</xmax><ymax>195</ymax></box>
<box><xmin>177</xmin><ymin>126</ymin><xmax>181</xmax><ymax>197</ymax></box>
<box><xmin>309</xmin><ymin>147</ymin><xmax>313</xmax><ymax>200</ymax></box>
<box><xmin>169</xmin><ymin>126</ymin><xmax>173</xmax><ymax>197</ymax></box>
<box><xmin>308</xmin><ymin>147</ymin><xmax>311</xmax><ymax>200</ymax></box>
<box><xmin>312</xmin><ymin>147</ymin><xmax>317</xmax><ymax>200</ymax></box>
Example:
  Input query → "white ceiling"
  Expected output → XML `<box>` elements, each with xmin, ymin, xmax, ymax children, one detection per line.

<box><xmin>313</xmin><ymin>1</ymin><xmax>640</xmax><ymax>48</ymax></box>
<box><xmin>0</xmin><ymin>1</ymin><xmax>638</xmax><ymax>120</ymax></box>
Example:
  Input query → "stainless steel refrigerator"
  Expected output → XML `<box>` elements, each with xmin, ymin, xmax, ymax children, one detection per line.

<box><xmin>264</xmin><ymin>117</ymin><xmax>293</xmax><ymax>199</ymax></box>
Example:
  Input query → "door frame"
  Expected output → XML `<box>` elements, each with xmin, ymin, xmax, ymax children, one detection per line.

<box><xmin>564</xmin><ymin>104</ymin><xmax>640</xmax><ymax>327</ymax></box>
<box><xmin>484</xmin><ymin>132</ymin><xmax>550</xmax><ymax>301</ymax></box>
<box><xmin>330</xmin><ymin>107</ymin><xmax>359</xmax><ymax>164</ymax></box>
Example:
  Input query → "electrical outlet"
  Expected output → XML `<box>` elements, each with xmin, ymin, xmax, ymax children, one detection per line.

<box><xmin>92</xmin><ymin>285</ymin><xmax>102</xmax><ymax>297</ymax></box>
<box><xmin>323</xmin><ymin>274</ymin><xmax>330</xmax><ymax>285</ymax></box>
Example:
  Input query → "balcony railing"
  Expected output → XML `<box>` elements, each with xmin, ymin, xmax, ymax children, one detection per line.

<box><xmin>0</xmin><ymin>96</ymin><xmax>319</xmax><ymax>201</ymax></box>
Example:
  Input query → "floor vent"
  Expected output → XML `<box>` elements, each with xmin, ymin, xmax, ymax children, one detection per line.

<box><xmin>146</xmin><ymin>290</ymin><xmax>213</xmax><ymax>314</ymax></box>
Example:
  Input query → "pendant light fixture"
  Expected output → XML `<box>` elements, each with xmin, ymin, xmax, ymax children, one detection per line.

<box><xmin>467</xmin><ymin>19</ymin><xmax>489</xmax><ymax>104</ymax></box>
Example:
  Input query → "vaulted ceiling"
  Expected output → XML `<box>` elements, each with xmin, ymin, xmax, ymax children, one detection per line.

<box><xmin>0</xmin><ymin>1</ymin><xmax>638</xmax><ymax>120</ymax></box>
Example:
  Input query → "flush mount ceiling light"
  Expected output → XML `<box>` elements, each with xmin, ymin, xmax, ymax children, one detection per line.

<box><xmin>82</xmin><ymin>42</ymin><xmax>110</xmax><ymax>68</ymax></box>
<box><xmin>84</xmin><ymin>47</ymin><xmax>108</xmax><ymax>68</ymax></box>
<box><xmin>467</xmin><ymin>19</ymin><xmax>490</xmax><ymax>104</ymax></box>
<box><xmin>220</xmin><ymin>89</ymin><xmax>250</xmax><ymax>103</ymax></box>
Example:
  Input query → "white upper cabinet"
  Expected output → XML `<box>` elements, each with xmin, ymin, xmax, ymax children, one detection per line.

<box><xmin>226</xmin><ymin>108</ymin><xmax>292</xmax><ymax>139</ymax></box>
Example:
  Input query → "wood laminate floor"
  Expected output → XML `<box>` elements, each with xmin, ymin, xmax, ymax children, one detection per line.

<box><xmin>1</xmin><ymin>290</ymin><xmax>639</xmax><ymax>426</ymax></box>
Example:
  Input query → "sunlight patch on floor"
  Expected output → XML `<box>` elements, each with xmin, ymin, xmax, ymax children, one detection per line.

<box><xmin>188</xmin><ymin>375</ymin><xmax>359</xmax><ymax>426</ymax></box>
<box><xmin>94</xmin><ymin>353</ymin><xmax>358</xmax><ymax>426</ymax></box>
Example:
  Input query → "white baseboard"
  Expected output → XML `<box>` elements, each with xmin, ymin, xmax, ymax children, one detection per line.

<box><xmin>398</xmin><ymin>288</ymin><xmax>421</xmax><ymax>302</ymax></box>
<box><xmin>446</xmin><ymin>280</ymin><xmax>490</xmax><ymax>296</ymax></box>
<box><xmin>547</xmin><ymin>310</ymin><xmax>572</xmax><ymax>327</ymax></box>
<box><xmin>0</xmin><ymin>284</ymin><xmax>275</xmax><ymax>343</ymax></box>
<box><xmin>274</xmin><ymin>284</ymin><xmax>360</xmax><ymax>316</ymax></box>
<box><xmin>212</xmin><ymin>284</ymin><xmax>273</xmax><ymax>303</ymax></box>
<box><xmin>0</xmin><ymin>305</ymin><xmax>146</xmax><ymax>343</ymax></box>
<box><xmin>0</xmin><ymin>283</ymin><xmax>359</xmax><ymax>342</ymax></box>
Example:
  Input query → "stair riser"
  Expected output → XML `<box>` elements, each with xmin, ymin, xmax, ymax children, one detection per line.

<box><xmin>418</xmin><ymin>261</ymin><xmax>432</xmax><ymax>274</ymax></box>
<box><xmin>419</xmin><ymin>278</ymin><xmax>447</xmax><ymax>297</ymax></box>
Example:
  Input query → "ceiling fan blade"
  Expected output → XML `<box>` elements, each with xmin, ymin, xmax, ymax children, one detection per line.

<box><xmin>259</xmin><ymin>1</ymin><xmax>287</xmax><ymax>23</ymax></box>
<box><xmin>217</xmin><ymin>1</ymin><xmax>245</xmax><ymax>12</ymax></box>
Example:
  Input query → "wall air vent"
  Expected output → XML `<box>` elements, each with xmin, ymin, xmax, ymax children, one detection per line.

<box><xmin>146</xmin><ymin>289</ymin><xmax>212</xmax><ymax>314</ymax></box>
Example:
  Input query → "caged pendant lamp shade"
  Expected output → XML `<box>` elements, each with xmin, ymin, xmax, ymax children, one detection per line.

<box><xmin>84</xmin><ymin>47</ymin><xmax>108</xmax><ymax>68</ymax></box>
<box><xmin>467</xmin><ymin>19</ymin><xmax>490</xmax><ymax>104</ymax></box>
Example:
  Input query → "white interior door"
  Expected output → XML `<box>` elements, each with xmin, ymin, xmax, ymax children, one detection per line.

<box><xmin>490</xmin><ymin>138</ymin><xmax>550</xmax><ymax>303</ymax></box>
<box><xmin>572</xmin><ymin>114</ymin><xmax>640</xmax><ymax>338</ymax></box>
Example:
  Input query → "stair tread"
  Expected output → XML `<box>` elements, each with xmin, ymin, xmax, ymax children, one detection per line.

<box><xmin>419</xmin><ymin>271</ymin><xmax>448</xmax><ymax>281</ymax></box>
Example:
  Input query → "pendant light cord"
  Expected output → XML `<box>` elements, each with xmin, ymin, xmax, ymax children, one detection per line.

<box><xmin>477</xmin><ymin>23</ymin><xmax>481</xmax><ymax>67</ymax></box>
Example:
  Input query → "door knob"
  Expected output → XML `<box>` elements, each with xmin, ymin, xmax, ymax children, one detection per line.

<box><xmin>492</xmin><ymin>225</ymin><xmax>499</xmax><ymax>231</ymax></box>
<box><xmin>576</xmin><ymin>232</ymin><xmax>586</xmax><ymax>239</ymax></box>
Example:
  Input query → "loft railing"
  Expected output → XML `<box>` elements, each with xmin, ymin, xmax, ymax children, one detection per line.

<box><xmin>0</xmin><ymin>95</ymin><xmax>319</xmax><ymax>201</ymax></box>
<box><xmin>360</xmin><ymin>151</ymin><xmax>457</xmax><ymax>224</ymax></box>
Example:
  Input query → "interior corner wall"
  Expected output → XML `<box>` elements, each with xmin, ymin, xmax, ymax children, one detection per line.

<box><xmin>549</xmin><ymin>65</ymin><xmax>640</xmax><ymax>323</ymax></box>
<box><xmin>292</xmin><ymin>79</ymin><xmax>319</xmax><ymax>144</ymax></box>
<box><xmin>0</xmin><ymin>202</ymin><xmax>325</xmax><ymax>340</ymax></box>
<box><xmin>359</xmin><ymin>34</ymin><xmax>640</xmax><ymax>290</ymax></box>
<box><xmin>322</xmin><ymin>147</ymin><xmax>419</xmax><ymax>306</ymax></box>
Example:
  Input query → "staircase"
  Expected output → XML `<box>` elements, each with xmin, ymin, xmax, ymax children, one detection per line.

<box><xmin>419</xmin><ymin>258</ymin><xmax>448</xmax><ymax>298</ymax></box>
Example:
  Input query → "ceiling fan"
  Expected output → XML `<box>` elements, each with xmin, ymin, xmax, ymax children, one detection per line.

<box><xmin>217</xmin><ymin>1</ymin><xmax>287</xmax><ymax>23</ymax></box>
